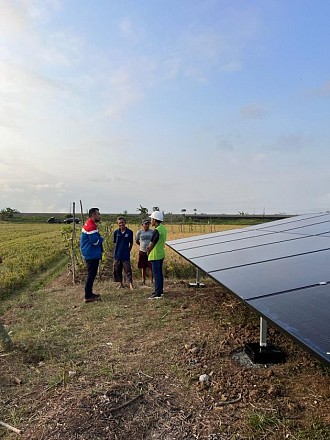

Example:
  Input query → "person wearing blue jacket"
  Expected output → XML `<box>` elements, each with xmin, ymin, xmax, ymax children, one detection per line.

<box><xmin>80</xmin><ymin>208</ymin><xmax>104</xmax><ymax>303</ymax></box>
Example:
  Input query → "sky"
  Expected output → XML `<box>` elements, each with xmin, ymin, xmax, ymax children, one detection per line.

<box><xmin>1</xmin><ymin>0</ymin><xmax>330</xmax><ymax>215</ymax></box>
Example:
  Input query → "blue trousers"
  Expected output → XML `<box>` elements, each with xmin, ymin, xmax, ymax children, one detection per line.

<box><xmin>151</xmin><ymin>259</ymin><xmax>164</xmax><ymax>295</ymax></box>
<box><xmin>85</xmin><ymin>259</ymin><xmax>99</xmax><ymax>298</ymax></box>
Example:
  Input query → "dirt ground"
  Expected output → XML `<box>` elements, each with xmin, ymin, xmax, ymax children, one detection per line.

<box><xmin>0</xmin><ymin>270</ymin><xmax>329</xmax><ymax>440</ymax></box>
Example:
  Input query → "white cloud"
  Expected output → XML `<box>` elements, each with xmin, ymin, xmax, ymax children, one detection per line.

<box><xmin>309</xmin><ymin>80</ymin><xmax>330</xmax><ymax>97</ymax></box>
<box><xmin>118</xmin><ymin>17</ymin><xmax>146</xmax><ymax>43</ymax></box>
<box><xmin>27</xmin><ymin>0</ymin><xmax>62</xmax><ymax>22</ymax></box>
<box><xmin>273</xmin><ymin>133</ymin><xmax>312</xmax><ymax>152</ymax></box>
<box><xmin>160</xmin><ymin>57</ymin><xmax>182</xmax><ymax>80</ymax></box>
<box><xmin>182</xmin><ymin>29</ymin><xmax>224</xmax><ymax>63</ymax></box>
<box><xmin>221</xmin><ymin>61</ymin><xmax>242</xmax><ymax>72</ymax></box>
<box><xmin>36</xmin><ymin>31</ymin><xmax>83</xmax><ymax>66</ymax></box>
<box><xmin>240</xmin><ymin>104</ymin><xmax>267</xmax><ymax>119</ymax></box>
<box><xmin>32</xmin><ymin>182</ymin><xmax>66</xmax><ymax>190</ymax></box>
<box><xmin>0</xmin><ymin>0</ymin><xmax>30</xmax><ymax>37</ymax></box>
<box><xmin>216</xmin><ymin>137</ymin><xmax>235</xmax><ymax>151</ymax></box>
<box><xmin>169</xmin><ymin>7</ymin><xmax>260</xmax><ymax>81</ymax></box>
<box><xmin>104</xmin><ymin>61</ymin><xmax>156</xmax><ymax>119</ymax></box>
<box><xmin>0</xmin><ymin>60</ymin><xmax>66</xmax><ymax>95</ymax></box>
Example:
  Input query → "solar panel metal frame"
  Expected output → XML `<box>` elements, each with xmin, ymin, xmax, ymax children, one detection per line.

<box><xmin>166</xmin><ymin>213</ymin><xmax>330</xmax><ymax>366</ymax></box>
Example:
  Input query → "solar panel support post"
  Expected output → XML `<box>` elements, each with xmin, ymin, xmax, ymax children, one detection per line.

<box><xmin>245</xmin><ymin>316</ymin><xmax>286</xmax><ymax>364</ymax></box>
<box><xmin>260</xmin><ymin>317</ymin><xmax>267</xmax><ymax>347</ymax></box>
<box><xmin>188</xmin><ymin>267</ymin><xmax>205</xmax><ymax>288</ymax></box>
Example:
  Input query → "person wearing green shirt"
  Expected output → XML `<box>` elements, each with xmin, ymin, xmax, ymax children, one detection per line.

<box><xmin>146</xmin><ymin>211</ymin><xmax>167</xmax><ymax>299</ymax></box>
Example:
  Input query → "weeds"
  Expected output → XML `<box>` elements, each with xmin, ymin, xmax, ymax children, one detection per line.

<box><xmin>295</xmin><ymin>419</ymin><xmax>330</xmax><ymax>439</ymax></box>
<box><xmin>247</xmin><ymin>411</ymin><xmax>279</xmax><ymax>433</ymax></box>
<box><xmin>0</xmin><ymin>222</ymin><xmax>329</xmax><ymax>439</ymax></box>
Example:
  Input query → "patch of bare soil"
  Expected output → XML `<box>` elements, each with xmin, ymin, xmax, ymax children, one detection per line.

<box><xmin>0</xmin><ymin>271</ymin><xmax>329</xmax><ymax>440</ymax></box>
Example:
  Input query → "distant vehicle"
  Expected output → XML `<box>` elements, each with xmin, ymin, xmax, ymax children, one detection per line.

<box><xmin>63</xmin><ymin>217</ymin><xmax>81</xmax><ymax>224</ymax></box>
<box><xmin>47</xmin><ymin>217</ymin><xmax>63</xmax><ymax>224</ymax></box>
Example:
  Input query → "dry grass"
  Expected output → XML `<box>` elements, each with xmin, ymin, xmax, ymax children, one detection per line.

<box><xmin>0</xmin><ymin>222</ymin><xmax>329</xmax><ymax>439</ymax></box>
<box><xmin>0</xmin><ymin>266</ymin><xmax>329</xmax><ymax>439</ymax></box>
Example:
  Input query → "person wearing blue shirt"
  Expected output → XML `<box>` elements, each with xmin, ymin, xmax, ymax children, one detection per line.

<box><xmin>113</xmin><ymin>217</ymin><xmax>134</xmax><ymax>289</ymax></box>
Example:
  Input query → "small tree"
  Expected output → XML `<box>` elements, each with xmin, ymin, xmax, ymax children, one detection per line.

<box><xmin>137</xmin><ymin>205</ymin><xmax>149</xmax><ymax>219</ymax></box>
<box><xmin>0</xmin><ymin>207</ymin><xmax>19</xmax><ymax>221</ymax></box>
<box><xmin>181</xmin><ymin>208</ymin><xmax>186</xmax><ymax>216</ymax></box>
<box><xmin>193</xmin><ymin>208</ymin><xmax>197</xmax><ymax>215</ymax></box>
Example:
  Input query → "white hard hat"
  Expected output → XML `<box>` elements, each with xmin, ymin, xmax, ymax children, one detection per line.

<box><xmin>150</xmin><ymin>211</ymin><xmax>164</xmax><ymax>222</ymax></box>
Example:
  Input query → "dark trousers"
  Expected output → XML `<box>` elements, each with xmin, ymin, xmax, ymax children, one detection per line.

<box><xmin>113</xmin><ymin>259</ymin><xmax>133</xmax><ymax>283</ymax></box>
<box><xmin>151</xmin><ymin>259</ymin><xmax>164</xmax><ymax>295</ymax></box>
<box><xmin>85</xmin><ymin>259</ymin><xmax>99</xmax><ymax>298</ymax></box>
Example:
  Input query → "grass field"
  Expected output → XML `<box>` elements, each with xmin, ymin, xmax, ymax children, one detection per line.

<box><xmin>0</xmin><ymin>221</ymin><xmax>241</xmax><ymax>299</ymax></box>
<box><xmin>1</xmin><ymin>221</ymin><xmax>329</xmax><ymax>439</ymax></box>
<box><xmin>0</xmin><ymin>223</ymin><xmax>68</xmax><ymax>298</ymax></box>
<box><xmin>0</xmin><ymin>268</ymin><xmax>329</xmax><ymax>439</ymax></box>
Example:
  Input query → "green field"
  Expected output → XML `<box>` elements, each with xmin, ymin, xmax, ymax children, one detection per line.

<box><xmin>0</xmin><ymin>223</ymin><xmax>67</xmax><ymax>298</ymax></box>
<box><xmin>0</xmin><ymin>221</ymin><xmax>243</xmax><ymax>299</ymax></box>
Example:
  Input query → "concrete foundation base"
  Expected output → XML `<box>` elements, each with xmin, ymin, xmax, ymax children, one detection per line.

<box><xmin>244</xmin><ymin>342</ymin><xmax>286</xmax><ymax>364</ymax></box>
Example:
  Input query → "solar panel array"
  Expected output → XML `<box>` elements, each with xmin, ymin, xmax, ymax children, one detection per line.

<box><xmin>166</xmin><ymin>213</ymin><xmax>330</xmax><ymax>366</ymax></box>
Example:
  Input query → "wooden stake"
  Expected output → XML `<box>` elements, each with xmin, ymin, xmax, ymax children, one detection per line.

<box><xmin>80</xmin><ymin>199</ymin><xmax>85</xmax><ymax>224</ymax></box>
<box><xmin>72</xmin><ymin>202</ymin><xmax>76</xmax><ymax>237</ymax></box>
<box><xmin>0</xmin><ymin>420</ymin><xmax>21</xmax><ymax>434</ymax></box>
<box><xmin>71</xmin><ymin>202</ymin><xmax>76</xmax><ymax>284</ymax></box>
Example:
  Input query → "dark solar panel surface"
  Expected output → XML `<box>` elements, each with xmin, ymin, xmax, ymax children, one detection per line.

<box><xmin>166</xmin><ymin>213</ymin><xmax>330</xmax><ymax>366</ymax></box>
<box><xmin>250</xmin><ymin>285</ymin><xmax>330</xmax><ymax>362</ymax></box>
<box><xmin>210</xmin><ymin>250</ymin><xmax>330</xmax><ymax>298</ymax></box>
<box><xmin>180</xmin><ymin>235</ymin><xmax>330</xmax><ymax>263</ymax></box>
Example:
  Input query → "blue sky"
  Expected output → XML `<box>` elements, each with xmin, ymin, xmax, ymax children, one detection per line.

<box><xmin>1</xmin><ymin>0</ymin><xmax>330</xmax><ymax>215</ymax></box>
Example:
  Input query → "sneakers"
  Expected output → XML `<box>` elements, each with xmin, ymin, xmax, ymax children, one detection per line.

<box><xmin>148</xmin><ymin>292</ymin><xmax>162</xmax><ymax>300</ymax></box>
<box><xmin>84</xmin><ymin>293</ymin><xmax>102</xmax><ymax>303</ymax></box>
